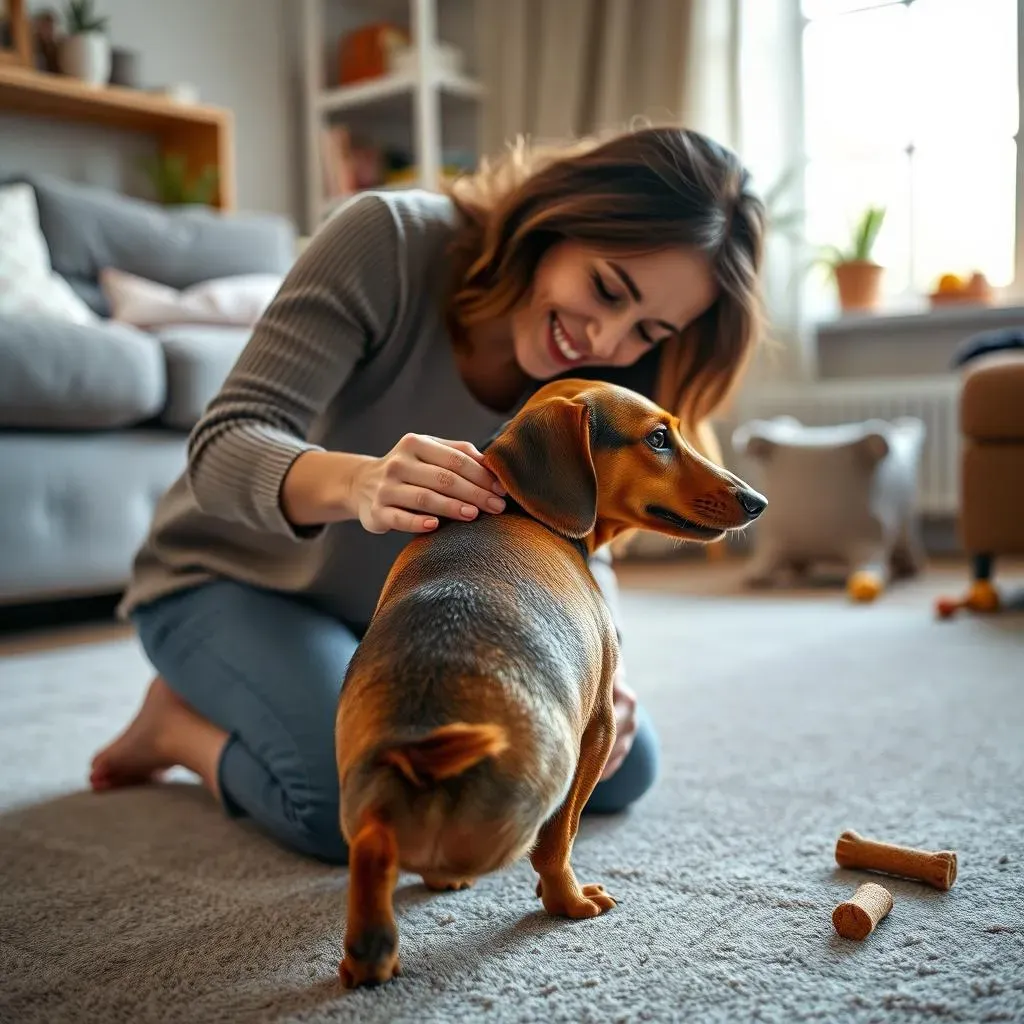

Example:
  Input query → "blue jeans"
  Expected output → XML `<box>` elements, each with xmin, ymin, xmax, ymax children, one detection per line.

<box><xmin>132</xmin><ymin>580</ymin><xmax>659</xmax><ymax>864</ymax></box>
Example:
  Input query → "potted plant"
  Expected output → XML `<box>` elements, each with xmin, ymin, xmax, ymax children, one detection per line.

<box><xmin>58</xmin><ymin>0</ymin><xmax>110</xmax><ymax>86</ymax></box>
<box><xmin>818</xmin><ymin>205</ymin><xmax>887</xmax><ymax>313</ymax></box>
<box><xmin>142</xmin><ymin>153</ymin><xmax>220</xmax><ymax>206</ymax></box>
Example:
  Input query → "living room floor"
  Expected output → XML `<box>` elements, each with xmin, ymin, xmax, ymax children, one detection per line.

<box><xmin>1</xmin><ymin>557</ymin><xmax>1022</xmax><ymax>1024</ymax></box>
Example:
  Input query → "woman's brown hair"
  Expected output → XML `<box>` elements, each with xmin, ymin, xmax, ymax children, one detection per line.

<box><xmin>445</xmin><ymin>125</ymin><xmax>767</xmax><ymax>462</ymax></box>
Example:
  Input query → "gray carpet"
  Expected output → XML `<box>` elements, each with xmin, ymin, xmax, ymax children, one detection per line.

<box><xmin>1</xmin><ymin>584</ymin><xmax>1023</xmax><ymax>1024</ymax></box>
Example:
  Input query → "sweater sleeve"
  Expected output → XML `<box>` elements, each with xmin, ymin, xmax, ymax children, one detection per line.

<box><xmin>185</xmin><ymin>194</ymin><xmax>402</xmax><ymax>538</ymax></box>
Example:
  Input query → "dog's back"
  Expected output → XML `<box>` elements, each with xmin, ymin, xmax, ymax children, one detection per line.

<box><xmin>336</xmin><ymin>511</ymin><xmax>613</xmax><ymax>879</ymax></box>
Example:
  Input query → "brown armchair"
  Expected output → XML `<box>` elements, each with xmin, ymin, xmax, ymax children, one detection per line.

<box><xmin>938</xmin><ymin>345</ymin><xmax>1024</xmax><ymax>617</ymax></box>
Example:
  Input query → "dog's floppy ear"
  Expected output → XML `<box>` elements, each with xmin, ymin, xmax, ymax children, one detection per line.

<box><xmin>482</xmin><ymin>396</ymin><xmax>597</xmax><ymax>538</ymax></box>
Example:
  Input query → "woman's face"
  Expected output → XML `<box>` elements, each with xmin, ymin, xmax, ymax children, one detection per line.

<box><xmin>511</xmin><ymin>243</ymin><xmax>718</xmax><ymax>380</ymax></box>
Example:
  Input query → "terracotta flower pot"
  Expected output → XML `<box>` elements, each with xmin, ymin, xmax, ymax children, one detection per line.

<box><xmin>834</xmin><ymin>260</ymin><xmax>883</xmax><ymax>313</ymax></box>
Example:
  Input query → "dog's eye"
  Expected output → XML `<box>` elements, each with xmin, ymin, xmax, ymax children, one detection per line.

<box><xmin>646</xmin><ymin>428</ymin><xmax>670</xmax><ymax>451</ymax></box>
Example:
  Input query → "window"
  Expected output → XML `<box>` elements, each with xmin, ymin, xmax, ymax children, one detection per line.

<box><xmin>800</xmin><ymin>0</ymin><xmax>1020</xmax><ymax>308</ymax></box>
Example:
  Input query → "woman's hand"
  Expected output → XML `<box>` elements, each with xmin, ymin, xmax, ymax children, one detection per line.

<box><xmin>351</xmin><ymin>434</ymin><xmax>507</xmax><ymax>535</ymax></box>
<box><xmin>601</xmin><ymin>664</ymin><xmax>638</xmax><ymax>781</ymax></box>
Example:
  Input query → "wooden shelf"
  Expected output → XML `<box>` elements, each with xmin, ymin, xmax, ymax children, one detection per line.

<box><xmin>318</xmin><ymin>69</ymin><xmax>482</xmax><ymax>115</ymax></box>
<box><xmin>0</xmin><ymin>65</ymin><xmax>236</xmax><ymax>210</ymax></box>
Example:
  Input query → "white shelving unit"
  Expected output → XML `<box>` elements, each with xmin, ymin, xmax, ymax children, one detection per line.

<box><xmin>300</xmin><ymin>0</ymin><xmax>483</xmax><ymax>235</ymax></box>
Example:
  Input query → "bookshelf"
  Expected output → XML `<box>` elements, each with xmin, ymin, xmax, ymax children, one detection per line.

<box><xmin>300</xmin><ymin>0</ymin><xmax>483</xmax><ymax>235</ymax></box>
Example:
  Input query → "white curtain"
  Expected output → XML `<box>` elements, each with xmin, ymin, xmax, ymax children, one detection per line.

<box><xmin>476</xmin><ymin>0</ymin><xmax>715</xmax><ymax>157</ymax></box>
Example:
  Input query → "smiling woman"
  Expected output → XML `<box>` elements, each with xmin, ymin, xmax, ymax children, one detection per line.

<box><xmin>516</xmin><ymin>245</ymin><xmax>717</xmax><ymax>379</ymax></box>
<box><xmin>446</xmin><ymin>127</ymin><xmax>767</xmax><ymax>449</ymax></box>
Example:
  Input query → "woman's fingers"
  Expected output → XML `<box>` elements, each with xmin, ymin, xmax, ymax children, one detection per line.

<box><xmin>615</xmin><ymin>695</ymin><xmax>638</xmax><ymax>735</ymax></box>
<box><xmin>440</xmin><ymin>439</ymin><xmax>506</xmax><ymax>493</ymax></box>
<box><xmin>436</xmin><ymin>437</ymin><xmax>485</xmax><ymax>461</ymax></box>
<box><xmin>381</xmin><ymin>484</ymin><xmax>486</xmax><ymax>525</ymax></box>
<box><xmin>376</xmin><ymin>507</ymin><xmax>440</xmax><ymax>534</ymax></box>
<box><xmin>601</xmin><ymin>743</ymin><xmax>628</xmax><ymax>781</ymax></box>
<box><xmin>601</xmin><ymin>676</ymin><xmax>638</xmax><ymax>780</ymax></box>
<box><xmin>416</xmin><ymin>436</ymin><xmax>506</xmax><ymax>496</ymax></box>
<box><xmin>401</xmin><ymin>461</ymin><xmax>506</xmax><ymax>516</ymax></box>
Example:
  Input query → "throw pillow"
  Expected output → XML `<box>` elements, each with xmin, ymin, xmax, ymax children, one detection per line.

<box><xmin>0</xmin><ymin>183</ymin><xmax>98</xmax><ymax>325</ymax></box>
<box><xmin>100</xmin><ymin>268</ymin><xmax>284</xmax><ymax>329</ymax></box>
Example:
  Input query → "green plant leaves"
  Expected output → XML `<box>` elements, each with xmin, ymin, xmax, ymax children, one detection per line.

<box><xmin>65</xmin><ymin>0</ymin><xmax>109</xmax><ymax>33</ymax></box>
<box><xmin>852</xmin><ymin>205</ymin><xmax>886</xmax><ymax>261</ymax></box>
<box><xmin>141</xmin><ymin>153</ymin><xmax>220</xmax><ymax>206</ymax></box>
<box><xmin>815</xmin><ymin>205</ymin><xmax>887</xmax><ymax>268</ymax></box>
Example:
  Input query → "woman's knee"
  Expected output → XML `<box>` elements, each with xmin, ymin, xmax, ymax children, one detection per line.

<box><xmin>585</xmin><ymin>706</ymin><xmax>660</xmax><ymax>815</ymax></box>
<box><xmin>221</xmin><ymin>735</ymin><xmax>350</xmax><ymax>864</ymax></box>
<box><xmin>288</xmin><ymin>796</ymin><xmax>349</xmax><ymax>865</ymax></box>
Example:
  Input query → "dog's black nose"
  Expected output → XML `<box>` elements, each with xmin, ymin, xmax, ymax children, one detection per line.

<box><xmin>735</xmin><ymin>488</ymin><xmax>767</xmax><ymax>520</ymax></box>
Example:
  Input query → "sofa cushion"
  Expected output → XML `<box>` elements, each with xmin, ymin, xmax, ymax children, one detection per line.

<box><xmin>26</xmin><ymin>174</ymin><xmax>296</xmax><ymax>291</ymax></box>
<box><xmin>0</xmin><ymin>182</ymin><xmax>99</xmax><ymax>326</ymax></box>
<box><xmin>0</xmin><ymin>429</ymin><xmax>187</xmax><ymax>602</ymax></box>
<box><xmin>101</xmin><ymin>268</ymin><xmax>283</xmax><ymax>329</ymax></box>
<box><xmin>961</xmin><ymin>350</ymin><xmax>1024</xmax><ymax>441</ymax></box>
<box><xmin>155</xmin><ymin>325</ymin><xmax>250</xmax><ymax>430</ymax></box>
<box><xmin>0</xmin><ymin>314</ymin><xmax>165</xmax><ymax>429</ymax></box>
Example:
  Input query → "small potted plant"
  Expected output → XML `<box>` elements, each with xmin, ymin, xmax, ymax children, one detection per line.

<box><xmin>142</xmin><ymin>153</ymin><xmax>220</xmax><ymax>206</ymax></box>
<box><xmin>58</xmin><ymin>0</ymin><xmax>111</xmax><ymax>86</ymax></box>
<box><xmin>818</xmin><ymin>205</ymin><xmax>887</xmax><ymax>313</ymax></box>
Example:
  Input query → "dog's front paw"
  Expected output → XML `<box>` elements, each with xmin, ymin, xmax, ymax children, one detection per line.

<box><xmin>338</xmin><ymin>924</ymin><xmax>401</xmax><ymax>989</ymax></box>
<box><xmin>536</xmin><ymin>877</ymin><xmax>616</xmax><ymax>918</ymax></box>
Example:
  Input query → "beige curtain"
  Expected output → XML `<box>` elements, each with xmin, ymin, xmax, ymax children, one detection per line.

<box><xmin>475</xmin><ymin>0</ymin><xmax>739</xmax><ymax>159</ymax></box>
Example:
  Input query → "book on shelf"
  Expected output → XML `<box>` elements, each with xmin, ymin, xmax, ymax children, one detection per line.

<box><xmin>320</xmin><ymin>124</ymin><xmax>394</xmax><ymax>199</ymax></box>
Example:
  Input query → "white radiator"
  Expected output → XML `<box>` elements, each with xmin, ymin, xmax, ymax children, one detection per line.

<box><xmin>732</xmin><ymin>376</ymin><xmax>961</xmax><ymax>515</ymax></box>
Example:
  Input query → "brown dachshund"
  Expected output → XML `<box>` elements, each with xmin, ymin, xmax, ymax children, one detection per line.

<box><xmin>334</xmin><ymin>378</ymin><xmax>766</xmax><ymax>987</ymax></box>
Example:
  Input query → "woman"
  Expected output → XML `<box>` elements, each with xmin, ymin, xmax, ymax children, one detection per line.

<box><xmin>90</xmin><ymin>125</ymin><xmax>766</xmax><ymax>864</ymax></box>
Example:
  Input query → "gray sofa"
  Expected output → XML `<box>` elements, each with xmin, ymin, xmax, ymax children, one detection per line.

<box><xmin>0</xmin><ymin>175</ymin><xmax>296</xmax><ymax>605</ymax></box>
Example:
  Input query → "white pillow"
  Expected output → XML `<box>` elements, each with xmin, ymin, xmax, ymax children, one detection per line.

<box><xmin>0</xmin><ymin>183</ymin><xmax>98</xmax><ymax>325</ymax></box>
<box><xmin>99</xmin><ymin>268</ymin><xmax>284</xmax><ymax>329</ymax></box>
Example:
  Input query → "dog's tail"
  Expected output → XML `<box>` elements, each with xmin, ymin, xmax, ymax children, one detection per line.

<box><xmin>377</xmin><ymin>723</ymin><xmax>509</xmax><ymax>788</ymax></box>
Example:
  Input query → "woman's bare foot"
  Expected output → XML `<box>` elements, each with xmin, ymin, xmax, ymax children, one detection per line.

<box><xmin>90</xmin><ymin>676</ymin><xmax>191</xmax><ymax>790</ymax></box>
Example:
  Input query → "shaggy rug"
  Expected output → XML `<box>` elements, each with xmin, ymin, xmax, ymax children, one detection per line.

<box><xmin>1</xmin><ymin>580</ymin><xmax>1022</xmax><ymax>1023</ymax></box>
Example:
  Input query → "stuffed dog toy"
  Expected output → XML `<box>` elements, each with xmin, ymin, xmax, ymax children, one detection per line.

<box><xmin>334</xmin><ymin>378</ymin><xmax>767</xmax><ymax>987</ymax></box>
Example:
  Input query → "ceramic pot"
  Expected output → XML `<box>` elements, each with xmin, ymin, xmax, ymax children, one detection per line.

<box><xmin>58</xmin><ymin>31</ymin><xmax>112</xmax><ymax>86</ymax></box>
<box><xmin>110</xmin><ymin>47</ymin><xmax>139</xmax><ymax>88</ymax></box>
<box><xmin>834</xmin><ymin>261</ymin><xmax>884</xmax><ymax>313</ymax></box>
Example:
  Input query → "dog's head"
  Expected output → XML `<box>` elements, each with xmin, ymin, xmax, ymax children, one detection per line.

<box><xmin>482</xmin><ymin>378</ymin><xmax>766</xmax><ymax>549</ymax></box>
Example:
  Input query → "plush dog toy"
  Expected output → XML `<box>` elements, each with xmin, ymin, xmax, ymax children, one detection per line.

<box><xmin>731</xmin><ymin>415</ymin><xmax>926</xmax><ymax>601</ymax></box>
<box><xmin>334</xmin><ymin>378</ymin><xmax>767</xmax><ymax>987</ymax></box>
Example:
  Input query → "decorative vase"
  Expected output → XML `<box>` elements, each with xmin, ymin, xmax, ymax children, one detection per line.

<box><xmin>109</xmin><ymin>47</ymin><xmax>139</xmax><ymax>88</ymax></box>
<box><xmin>58</xmin><ymin>31</ymin><xmax>111</xmax><ymax>86</ymax></box>
<box><xmin>834</xmin><ymin>260</ymin><xmax>884</xmax><ymax>313</ymax></box>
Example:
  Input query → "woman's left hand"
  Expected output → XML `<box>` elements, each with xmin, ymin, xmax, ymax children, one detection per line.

<box><xmin>601</xmin><ymin>664</ymin><xmax>638</xmax><ymax>781</ymax></box>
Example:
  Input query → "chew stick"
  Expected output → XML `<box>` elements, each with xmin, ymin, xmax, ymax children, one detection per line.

<box><xmin>835</xmin><ymin>830</ymin><xmax>957</xmax><ymax>890</ymax></box>
<box><xmin>832</xmin><ymin>882</ymin><xmax>893</xmax><ymax>941</ymax></box>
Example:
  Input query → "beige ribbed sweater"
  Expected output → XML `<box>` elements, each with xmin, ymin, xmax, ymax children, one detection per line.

<box><xmin>118</xmin><ymin>189</ymin><xmax>622</xmax><ymax>632</ymax></box>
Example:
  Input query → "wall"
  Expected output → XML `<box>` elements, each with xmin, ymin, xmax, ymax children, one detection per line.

<box><xmin>0</xmin><ymin>0</ymin><xmax>302</xmax><ymax>223</ymax></box>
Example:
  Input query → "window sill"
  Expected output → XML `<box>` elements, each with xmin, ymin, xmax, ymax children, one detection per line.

<box><xmin>813</xmin><ymin>301</ymin><xmax>1024</xmax><ymax>380</ymax></box>
<box><xmin>815</xmin><ymin>300</ymin><xmax>1024</xmax><ymax>338</ymax></box>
